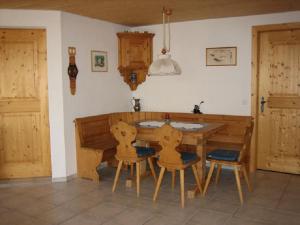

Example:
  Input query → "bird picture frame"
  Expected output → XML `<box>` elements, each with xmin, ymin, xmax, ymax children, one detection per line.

<box><xmin>206</xmin><ymin>47</ymin><xmax>237</xmax><ymax>66</ymax></box>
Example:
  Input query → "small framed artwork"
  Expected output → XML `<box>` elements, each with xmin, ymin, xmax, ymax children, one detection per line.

<box><xmin>91</xmin><ymin>50</ymin><xmax>108</xmax><ymax>72</ymax></box>
<box><xmin>206</xmin><ymin>47</ymin><xmax>237</xmax><ymax>66</ymax></box>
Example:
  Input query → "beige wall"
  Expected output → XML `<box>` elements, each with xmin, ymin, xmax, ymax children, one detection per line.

<box><xmin>61</xmin><ymin>12</ymin><xmax>131</xmax><ymax>176</ymax></box>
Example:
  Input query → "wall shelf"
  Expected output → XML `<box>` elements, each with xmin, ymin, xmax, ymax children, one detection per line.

<box><xmin>117</xmin><ymin>32</ymin><xmax>154</xmax><ymax>90</ymax></box>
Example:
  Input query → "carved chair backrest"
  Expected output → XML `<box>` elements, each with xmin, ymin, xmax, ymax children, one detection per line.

<box><xmin>110</xmin><ymin>121</ymin><xmax>137</xmax><ymax>160</ymax></box>
<box><xmin>238</xmin><ymin>121</ymin><xmax>254</xmax><ymax>163</ymax></box>
<box><xmin>155</xmin><ymin>124</ymin><xmax>183</xmax><ymax>168</ymax></box>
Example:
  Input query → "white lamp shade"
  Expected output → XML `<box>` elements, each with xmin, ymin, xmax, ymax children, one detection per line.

<box><xmin>148</xmin><ymin>54</ymin><xmax>181</xmax><ymax>76</ymax></box>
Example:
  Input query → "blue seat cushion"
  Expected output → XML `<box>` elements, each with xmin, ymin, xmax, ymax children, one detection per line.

<box><xmin>135</xmin><ymin>146</ymin><xmax>155</xmax><ymax>157</ymax></box>
<box><xmin>181</xmin><ymin>152</ymin><xmax>198</xmax><ymax>164</ymax></box>
<box><xmin>207</xmin><ymin>149</ymin><xmax>240</xmax><ymax>162</ymax></box>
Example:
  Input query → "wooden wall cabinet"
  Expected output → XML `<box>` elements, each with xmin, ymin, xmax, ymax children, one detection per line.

<box><xmin>117</xmin><ymin>32</ymin><xmax>154</xmax><ymax>90</ymax></box>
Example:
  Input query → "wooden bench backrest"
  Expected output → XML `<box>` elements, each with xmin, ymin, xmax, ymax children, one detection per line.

<box><xmin>75</xmin><ymin>114</ymin><xmax>117</xmax><ymax>149</ymax></box>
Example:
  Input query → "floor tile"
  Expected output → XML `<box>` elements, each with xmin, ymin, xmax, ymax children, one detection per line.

<box><xmin>102</xmin><ymin>207</ymin><xmax>154</xmax><ymax>225</ymax></box>
<box><xmin>17</xmin><ymin>200</ymin><xmax>56</xmax><ymax>217</ymax></box>
<box><xmin>60</xmin><ymin>213</ymin><xmax>101</xmax><ymax>225</ymax></box>
<box><xmin>225</xmin><ymin>217</ymin><xmax>273</xmax><ymax>225</ymax></box>
<box><xmin>277</xmin><ymin>193</ymin><xmax>300</xmax><ymax>214</ymax></box>
<box><xmin>36</xmin><ymin>205</ymin><xmax>78</xmax><ymax>225</ymax></box>
<box><xmin>0</xmin><ymin>189</ymin><xmax>19</xmax><ymax>200</ymax></box>
<box><xmin>0</xmin><ymin>194</ymin><xmax>36</xmax><ymax>210</ymax></box>
<box><xmin>60</xmin><ymin>195</ymin><xmax>101</xmax><ymax>213</ymax></box>
<box><xmin>39</xmin><ymin>191</ymin><xmax>81</xmax><ymax>206</ymax></box>
<box><xmin>143</xmin><ymin>213</ymin><xmax>190</xmax><ymax>225</ymax></box>
<box><xmin>200</xmin><ymin>199</ymin><xmax>240</xmax><ymax>214</ymax></box>
<box><xmin>79</xmin><ymin>202</ymin><xmax>127</xmax><ymax>224</ymax></box>
<box><xmin>187</xmin><ymin>208</ymin><xmax>232</xmax><ymax>225</ymax></box>
<box><xmin>246</xmin><ymin>193</ymin><xmax>281</xmax><ymax>209</ymax></box>
<box><xmin>235</xmin><ymin>204</ymin><xmax>300</xmax><ymax>225</ymax></box>
<box><xmin>0</xmin><ymin>211</ymin><xmax>37</xmax><ymax>225</ymax></box>
<box><xmin>26</xmin><ymin>185</ymin><xmax>59</xmax><ymax>199</ymax></box>
<box><xmin>0</xmin><ymin>206</ymin><xmax>9</xmax><ymax>215</ymax></box>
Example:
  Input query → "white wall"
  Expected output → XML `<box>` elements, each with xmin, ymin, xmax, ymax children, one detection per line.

<box><xmin>132</xmin><ymin>11</ymin><xmax>300</xmax><ymax>116</ymax></box>
<box><xmin>61</xmin><ymin>12</ymin><xmax>131</xmax><ymax>176</ymax></box>
<box><xmin>0</xmin><ymin>9</ymin><xmax>67</xmax><ymax>179</ymax></box>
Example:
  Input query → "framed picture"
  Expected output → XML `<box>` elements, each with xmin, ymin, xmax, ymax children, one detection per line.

<box><xmin>206</xmin><ymin>47</ymin><xmax>237</xmax><ymax>66</ymax></box>
<box><xmin>91</xmin><ymin>50</ymin><xmax>108</xmax><ymax>72</ymax></box>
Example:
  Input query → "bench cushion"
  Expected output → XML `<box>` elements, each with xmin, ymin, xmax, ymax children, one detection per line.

<box><xmin>135</xmin><ymin>146</ymin><xmax>155</xmax><ymax>157</ymax></box>
<box><xmin>207</xmin><ymin>149</ymin><xmax>239</xmax><ymax>162</ymax></box>
<box><xmin>181</xmin><ymin>152</ymin><xmax>198</xmax><ymax>164</ymax></box>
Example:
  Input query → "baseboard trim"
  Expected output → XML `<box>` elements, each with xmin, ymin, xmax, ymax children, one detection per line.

<box><xmin>52</xmin><ymin>174</ymin><xmax>77</xmax><ymax>183</ymax></box>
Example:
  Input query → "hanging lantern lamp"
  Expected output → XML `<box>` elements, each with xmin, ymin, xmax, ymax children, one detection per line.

<box><xmin>148</xmin><ymin>7</ymin><xmax>181</xmax><ymax>76</ymax></box>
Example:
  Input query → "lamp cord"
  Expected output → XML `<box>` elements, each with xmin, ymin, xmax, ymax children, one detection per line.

<box><xmin>167</xmin><ymin>14</ymin><xmax>170</xmax><ymax>53</ymax></box>
<box><xmin>163</xmin><ymin>10</ymin><xmax>166</xmax><ymax>52</ymax></box>
<box><xmin>161</xmin><ymin>8</ymin><xmax>171</xmax><ymax>54</ymax></box>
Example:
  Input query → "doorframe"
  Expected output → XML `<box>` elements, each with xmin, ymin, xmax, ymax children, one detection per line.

<box><xmin>250</xmin><ymin>22</ymin><xmax>300</xmax><ymax>172</ymax></box>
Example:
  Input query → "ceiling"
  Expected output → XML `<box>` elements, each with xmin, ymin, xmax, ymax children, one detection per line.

<box><xmin>0</xmin><ymin>0</ymin><xmax>299</xmax><ymax>26</ymax></box>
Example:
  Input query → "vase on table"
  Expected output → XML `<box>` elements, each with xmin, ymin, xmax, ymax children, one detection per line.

<box><xmin>132</xmin><ymin>98</ymin><xmax>141</xmax><ymax>112</ymax></box>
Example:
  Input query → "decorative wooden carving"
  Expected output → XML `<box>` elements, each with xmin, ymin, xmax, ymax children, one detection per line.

<box><xmin>68</xmin><ymin>47</ymin><xmax>78</xmax><ymax>95</ymax></box>
<box><xmin>117</xmin><ymin>32</ymin><xmax>154</xmax><ymax>90</ymax></box>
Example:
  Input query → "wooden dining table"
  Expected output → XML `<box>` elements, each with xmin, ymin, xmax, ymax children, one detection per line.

<box><xmin>134</xmin><ymin>120</ymin><xmax>225</xmax><ymax>185</ymax></box>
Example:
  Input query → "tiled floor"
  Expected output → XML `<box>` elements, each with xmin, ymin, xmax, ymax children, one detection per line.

<box><xmin>0</xmin><ymin>167</ymin><xmax>299</xmax><ymax>225</ymax></box>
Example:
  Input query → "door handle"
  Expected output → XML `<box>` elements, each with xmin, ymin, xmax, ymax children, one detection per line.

<box><xmin>260</xmin><ymin>96</ymin><xmax>267</xmax><ymax>112</ymax></box>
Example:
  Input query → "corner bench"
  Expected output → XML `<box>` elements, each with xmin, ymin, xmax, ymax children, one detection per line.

<box><xmin>75</xmin><ymin>112</ymin><xmax>253</xmax><ymax>182</ymax></box>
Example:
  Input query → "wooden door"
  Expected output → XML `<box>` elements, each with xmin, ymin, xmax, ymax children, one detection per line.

<box><xmin>257</xmin><ymin>26</ymin><xmax>300</xmax><ymax>174</ymax></box>
<box><xmin>0</xmin><ymin>29</ymin><xmax>51</xmax><ymax>178</ymax></box>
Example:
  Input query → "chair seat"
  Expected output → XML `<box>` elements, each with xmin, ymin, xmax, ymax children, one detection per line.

<box><xmin>135</xmin><ymin>146</ymin><xmax>155</xmax><ymax>157</ymax></box>
<box><xmin>207</xmin><ymin>149</ymin><xmax>239</xmax><ymax>162</ymax></box>
<box><xmin>181</xmin><ymin>152</ymin><xmax>198</xmax><ymax>164</ymax></box>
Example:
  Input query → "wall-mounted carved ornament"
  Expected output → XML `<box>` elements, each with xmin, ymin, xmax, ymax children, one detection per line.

<box><xmin>68</xmin><ymin>47</ymin><xmax>78</xmax><ymax>95</ymax></box>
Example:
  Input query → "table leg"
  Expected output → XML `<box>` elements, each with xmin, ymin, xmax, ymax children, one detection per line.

<box><xmin>187</xmin><ymin>139</ymin><xmax>207</xmax><ymax>199</ymax></box>
<box><xmin>196</xmin><ymin>139</ymin><xmax>207</xmax><ymax>185</ymax></box>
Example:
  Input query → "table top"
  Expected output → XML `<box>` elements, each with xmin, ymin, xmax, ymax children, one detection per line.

<box><xmin>135</xmin><ymin>120</ymin><xmax>224</xmax><ymax>145</ymax></box>
<box><xmin>137</xmin><ymin>120</ymin><xmax>206</xmax><ymax>131</ymax></box>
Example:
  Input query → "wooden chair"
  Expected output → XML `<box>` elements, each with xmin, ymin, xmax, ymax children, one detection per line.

<box><xmin>203</xmin><ymin>122</ymin><xmax>254</xmax><ymax>204</ymax></box>
<box><xmin>153</xmin><ymin>124</ymin><xmax>202</xmax><ymax>208</ymax></box>
<box><xmin>110</xmin><ymin>121</ymin><xmax>157</xmax><ymax>197</ymax></box>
